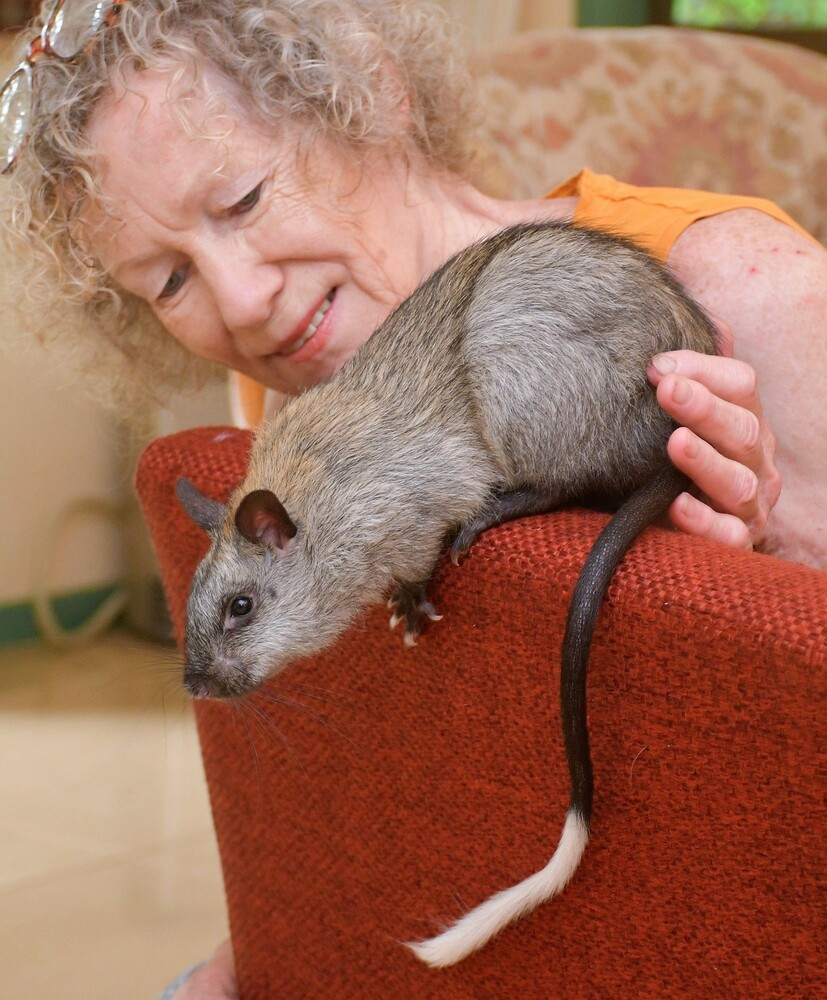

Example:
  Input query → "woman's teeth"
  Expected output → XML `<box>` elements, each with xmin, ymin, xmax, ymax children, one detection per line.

<box><xmin>284</xmin><ymin>291</ymin><xmax>334</xmax><ymax>355</ymax></box>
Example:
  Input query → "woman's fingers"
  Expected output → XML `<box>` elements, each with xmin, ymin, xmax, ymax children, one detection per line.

<box><xmin>665</xmin><ymin>428</ymin><xmax>758</xmax><ymax>547</ymax></box>
<box><xmin>656</xmin><ymin>372</ymin><xmax>764</xmax><ymax>466</ymax></box>
<box><xmin>649</xmin><ymin>350</ymin><xmax>758</xmax><ymax>409</ymax></box>
<box><xmin>667</xmin><ymin>490</ymin><xmax>753</xmax><ymax>550</ymax></box>
<box><xmin>647</xmin><ymin>350</ymin><xmax>782</xmax><ymax>549</ymax></box>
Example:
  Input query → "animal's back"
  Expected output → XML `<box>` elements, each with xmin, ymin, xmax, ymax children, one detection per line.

<box><xmin>461</xmin><ymin>223</ymin><xmax>718</xmax><ymax>499</ymax></box>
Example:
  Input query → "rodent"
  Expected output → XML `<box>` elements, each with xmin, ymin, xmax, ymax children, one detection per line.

<box><xmin>176</xmin><ymin>220</ymin><xmax>718</xmax><ymax>968</ymax></box>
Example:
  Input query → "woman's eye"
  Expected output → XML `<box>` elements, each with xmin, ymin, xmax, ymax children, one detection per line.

<box><xmin>159</xmin><ymin>267</ymin><xmax>187</xmax><ymax>300</ymax></box>
<box><xmin>230</xmin><ymin>183</ymin><xmax>263</xmax><ymax>217</ymax></box>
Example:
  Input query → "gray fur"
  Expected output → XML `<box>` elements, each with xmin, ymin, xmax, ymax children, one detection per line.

<box><xmin>180</xmin><ymin>221</ymin><xmax>716</xmax><ymax>698</ymax></box>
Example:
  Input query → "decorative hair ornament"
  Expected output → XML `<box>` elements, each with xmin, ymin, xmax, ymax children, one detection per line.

<box><xmin>0</xmin><ymin>0</ymin><xmax>128</xmax><ymax>174</ymax></box>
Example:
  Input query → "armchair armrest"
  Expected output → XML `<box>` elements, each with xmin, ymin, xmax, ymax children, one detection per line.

<box><xmin>136</xmin><ymin>426</ymin><xmax>825</xmax><ymax>999</ymax></box>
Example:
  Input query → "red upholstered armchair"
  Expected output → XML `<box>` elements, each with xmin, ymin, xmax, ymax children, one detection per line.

<box><xmin>135</xmin><ymin>29</ymin><xmax>827</xmax><ymax>1000</ymax></box>
<box><xmin>137</xmin><ymin>426</ymin><xmax>825</xmax><ymax>999</ymax></box>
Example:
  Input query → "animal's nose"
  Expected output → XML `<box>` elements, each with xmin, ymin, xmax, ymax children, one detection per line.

<box><xmin>182</xmin><ymin>658</ymin><xmax>258</xmax><ymax>700</ymax></box>
<box><xmin>182</xmin><ymin>662</ymin><xmax>219</xmax><ymax>699</ymax></box>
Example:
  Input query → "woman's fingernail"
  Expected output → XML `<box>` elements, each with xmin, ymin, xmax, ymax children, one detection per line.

<box><xmin>672</xmin><ymin>376</ymin><xmax>692</xmax><ymax>405</ymax></box>
<box><xmin>683</xmin><ymin>433</ymin><xmax>699</xmax><ymax>459</ymax></box>
<box><xmin>677</xmin><ymin>492</ymin><xmax>695</xmax><ymax>516</ymax></box>
<box><xmin>651</xmin><ymin>354</ymin><xmax>676</xmax><ymax>374</ymax></box>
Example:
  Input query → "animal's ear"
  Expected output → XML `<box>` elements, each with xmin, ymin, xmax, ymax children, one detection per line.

<box><xmin>234</xmin><ymin>490</ymin><xmax>297</xmax><ymax>553</ymax></box>
<box><xmin>176</xmin><ymin>477</ymin><xmax>228</xmax><ymax>534</ymax></box>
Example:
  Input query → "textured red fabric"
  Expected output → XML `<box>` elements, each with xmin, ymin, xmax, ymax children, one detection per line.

<box><xmin>136</xmin><ymin>427</ymin><xmax>826</xmax><ymax>1000</ymax></box>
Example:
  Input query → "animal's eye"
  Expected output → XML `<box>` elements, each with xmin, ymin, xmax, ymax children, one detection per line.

<box><xmin>228</xmin><ymin>595</ymin><xmax>255</xmax><ymax>620</ymax></box>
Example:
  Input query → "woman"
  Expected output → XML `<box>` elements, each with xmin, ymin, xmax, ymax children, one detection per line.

<box><xmin>2</xmin><ymin>1</ymin><xmax>824</xmax><ymax>995</ymax></box>
<box><xmin>6</xmin><ymin>0</ymin><xmax>823</xmax><ymax>563</ymax></box>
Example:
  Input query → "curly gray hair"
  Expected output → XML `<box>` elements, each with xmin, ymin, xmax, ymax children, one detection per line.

<box><xmin>2</xmin><ymin>0</ymin><xmax>477</xmax><ymax>410</ymax></box>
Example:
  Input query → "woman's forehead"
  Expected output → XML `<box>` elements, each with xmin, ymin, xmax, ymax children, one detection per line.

<box><xmin>90</xmin><ymin>61</ymin><xmax>249</xmax><ymax>148</ymax></box>
<box><xmin>78</xmin><ymin>68</ymin><xmax>246</xmax><ymax>260</ymax></box>
<box><xmin>77</xmin><ymin>62</ymin><xmax>365</xmax><ymax>274</ymax></box>
<box><xmin>83</xmin><ymin>62</ymin><xmax>274</xmax><ymax>224</ymax></box>
<box><xmin>86</xmin><ymin>62</ymin><xmax>366</xmax><ymax>208</ymax></box>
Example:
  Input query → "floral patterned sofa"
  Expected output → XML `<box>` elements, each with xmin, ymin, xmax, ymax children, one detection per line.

<box><xmin>136</xmin><ymin>28</ymin><xmax>826</xmax><ymax>1000</ymax></box>
<box><xmin>469</xmin><ymin>26</ymin><xmax>826</xmax><ymax>245</ymax></box>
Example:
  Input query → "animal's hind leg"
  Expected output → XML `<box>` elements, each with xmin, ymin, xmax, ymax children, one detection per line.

<box><xmin>388</xmin><ymin>578</ymin><xmax>443</xmax><ymax>647</ymax></box>
<box><xmin>450</xmin><ymin>486</ymin><xmax>561</xmax><ymax>564</ymax></box>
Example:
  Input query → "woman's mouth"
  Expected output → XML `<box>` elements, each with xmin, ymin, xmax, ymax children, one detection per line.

<box><xmin>281</xmin><ymin>290</ymin><xmax>336</xmax><ymax>358</ymax></box>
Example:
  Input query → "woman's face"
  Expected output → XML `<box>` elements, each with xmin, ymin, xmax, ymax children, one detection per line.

<box><xmin>83</xmin><ymin>66</ymin><xmax>430</xmax><ymax>394</ymax></box>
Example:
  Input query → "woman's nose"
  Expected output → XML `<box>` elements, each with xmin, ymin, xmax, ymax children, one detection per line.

<box><xmin>203</xmin><ymin>253</ymin><xmax>284</xmax><ymax>349</ymax></box>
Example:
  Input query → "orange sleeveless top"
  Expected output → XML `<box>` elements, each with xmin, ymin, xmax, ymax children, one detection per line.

<box><xmin>550</xmin><ymin>168</ymin><xmax>818</xmax><ymax>264</ymax></box>
<box><xmin>231</xmin><ymin>170</ymin><xmax>819</xmax><ymax>428</ymax></box>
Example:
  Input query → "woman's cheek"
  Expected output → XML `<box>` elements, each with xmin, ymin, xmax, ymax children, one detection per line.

<box><xmin>158</xmin><ymin>303</ymin><xmax>226</xmax><ymax>365</ymax></box>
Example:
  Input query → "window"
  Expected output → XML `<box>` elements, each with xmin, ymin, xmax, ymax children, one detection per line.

<box><xmin>670</xmin><ymin>1</ymin><xmax>827</xmax><ymax>29</ymax></box>
<box><xmin>648</xmin><ymin>0</ymin><xmax>827</xmax><ymax>50</ymax></box>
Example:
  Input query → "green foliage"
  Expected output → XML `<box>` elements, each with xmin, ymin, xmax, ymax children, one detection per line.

<box><xmin>672</xmin><ymin>0</ymin><xmax>827</xmax><ymax>27</ymax></box>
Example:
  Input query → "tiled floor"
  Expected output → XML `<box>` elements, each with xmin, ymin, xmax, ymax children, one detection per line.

<box><xmin>0</xmin><ymin>631</ymin><xmax>228</xmax><ymax>1000</ymax></box>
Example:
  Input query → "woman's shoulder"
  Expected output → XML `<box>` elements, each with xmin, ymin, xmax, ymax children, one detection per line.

<box><xmin>667</xmin><ymin>208</ymin><xmax>825</xmax><ymax>313</ymax></box>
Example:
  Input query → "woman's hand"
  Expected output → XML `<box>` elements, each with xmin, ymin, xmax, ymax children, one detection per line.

<box><xmin>647</xmin><ymin>334</ymin><xmax>781</xmax><ymax>551</ymax></box>
<box><xmin>174</xmin><ymin>940</ymin><xmax>237</xmax><ymax>1000</ymax></box>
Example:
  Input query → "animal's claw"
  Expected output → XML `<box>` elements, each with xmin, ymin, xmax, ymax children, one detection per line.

<box><xmin>388</xmin><ymin>583</ymin><xmax>441</xmax><ymax>646</ymax></box>
<box><xmin>449</xmin><ymin>522</ymin><xmax>485</xmax><ymax>565</ymax></box>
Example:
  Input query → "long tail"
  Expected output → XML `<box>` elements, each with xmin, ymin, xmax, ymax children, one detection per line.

<box><xmin>408</xmin><ymin>465</ymin><xmax>688</xmax><ymax>969</ymax></box>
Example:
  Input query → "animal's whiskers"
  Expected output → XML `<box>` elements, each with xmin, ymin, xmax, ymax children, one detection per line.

<box><xmin>226</xmin><ymin>699</ymin><xmax>263</xmax><ymax>793</ymax></box>
<box><xmin>278</xmin><ymin>679</ymin><xmax>354</xmax><ymax>710</ymax></box>
<box><xmin>248</xmin><ymin>688</ymin><xmax>356</xmax><ymax>749</ymax></box>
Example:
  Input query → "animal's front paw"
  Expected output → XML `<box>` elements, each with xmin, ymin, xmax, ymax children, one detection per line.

<box><xmin>387</xmin><ymin>581</ymin><xmax>442</xmax><ymax>647</ymax></box>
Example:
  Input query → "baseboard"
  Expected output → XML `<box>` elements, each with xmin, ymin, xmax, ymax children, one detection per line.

<box><xmin>0</xmin><ymin>585</ymin><xmax>124</xmax><ymax>647</ymax></box>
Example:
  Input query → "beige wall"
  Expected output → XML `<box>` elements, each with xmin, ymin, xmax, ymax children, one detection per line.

<box><xmin>0</xmin><ymin>286</ymin><xmax>126</xmax><ymax>607</ymax></box>
<box><xmin>0</xmin><ymin>273</ymin><xmax>231</xmax><ymax>609</ymax></box>
<box><xmin>0</xmin><ymin>31</ymin><xmax>124</xmax><ymax>608</ymax></box>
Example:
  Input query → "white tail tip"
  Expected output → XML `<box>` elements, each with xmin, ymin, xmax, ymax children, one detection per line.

<box><xmin>406</xmin><ymin>809</ymin><xmax>589</xmax><ymax>969</ymax></box>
